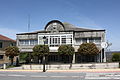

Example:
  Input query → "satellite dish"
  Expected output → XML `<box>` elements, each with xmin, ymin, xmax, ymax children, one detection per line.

<box><xmin>101</xmin><ymin>42</ymin><xmax>108</xmax><ymax>48</ymax></box>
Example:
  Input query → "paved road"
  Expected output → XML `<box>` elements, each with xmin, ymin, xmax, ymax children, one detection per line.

<box><xmin>0</xmin><ymin>71</ymin><xmax>120</xmax><ymax>80</ymax></box>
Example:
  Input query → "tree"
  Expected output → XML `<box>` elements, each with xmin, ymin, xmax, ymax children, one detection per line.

<box><xmin>78</xmin><ymin>43</ymin><xmax>99</xmax><ymax>55</ymax></box>
<box><xmin>112</xmin><ymin>53</ymin><xmax>120</xmax><ymax>62</ymax></box>
<box><xmin>58</xmin><ymin>45</ymin><xmax>75</xmax><ymax>63</ymax></box>
<box><xmin>78</xmin><ymin>43</ymin><xmax>100</xmax><ymax>62</ymax></box>
<box><xmin>5</xmin><ymin>46</ymin><xmax>19</xmax><ymax>65</ymax></box>
<box><xmin>32</xmin><ymin>45</ymin><xmax>49</xmax><ymax>63</ymax></box>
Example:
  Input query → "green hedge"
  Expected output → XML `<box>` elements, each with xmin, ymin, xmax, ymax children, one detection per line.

<box><xmin>19</xmin><ymin>53</ymin><xmax>29</xmax><ymax>63</ymax></box>
<box><xmin>112</xmin><ymin>53</ymin><xmax>120</xmax><ymax>62</ymax></box>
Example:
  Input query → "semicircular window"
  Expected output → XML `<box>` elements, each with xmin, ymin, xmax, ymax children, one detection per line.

<box><xmin>45</xmin><ymin>22</ymin><xmax>65</xmax><ymax>33</ymax></box>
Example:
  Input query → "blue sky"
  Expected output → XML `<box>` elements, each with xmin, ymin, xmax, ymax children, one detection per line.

<box><xmin>0</xmin><ymin>0</ymin><xmax>120</xmax><ymax>51</ymax></box>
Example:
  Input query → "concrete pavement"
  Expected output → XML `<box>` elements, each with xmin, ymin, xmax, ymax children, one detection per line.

<box><xmin>0</xmin><ymin>69</ymin><xmax>120</xmax><ymax>80</ymax></box>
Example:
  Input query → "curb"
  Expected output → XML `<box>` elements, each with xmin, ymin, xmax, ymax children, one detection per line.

<box><xmin>0</xmin><ymin>69</ymin><xmax>120</xmax><ymax>72</ymax></box>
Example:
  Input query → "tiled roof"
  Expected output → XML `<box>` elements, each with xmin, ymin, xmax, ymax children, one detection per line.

<box><xmin>0</xmin><ymin>34</ymin><xmax>15</xmax><ymax>42</ymax></box>
<box><xmin>17</xmin><ymin>21</ymin><xmax>105</xmax><ymax>35</ymax></box>
<box><xmin>63</xmin><ymin>22</ymin><xmax>94</xmax><ymax>31</ymax></box>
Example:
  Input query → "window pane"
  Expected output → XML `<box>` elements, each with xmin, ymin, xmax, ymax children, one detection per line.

<box><xmin>10</xmin><ymin>43</ymin><xmax>14</xmax><ymax>46</ymax></box>
<box><xmin>89</xmin><ymin>38</ymin><xmax>94</xmax><ymax>43</ymax></box>
<box><xmin>45</xmin><ymin>38</ymin><xmax>48</xmax><ymax>44</ymax></box>
<box><xmin>58</xmin><ymin>38</ymin><xmax>60</xmax><ymax>44</ymax></box>
<box><xmin>82</xmin><ymin>38</ymin><xmax>87</xmax><ymax>43</ymax></box>
<box><xmin>0</xmin><ymin>42</ymin><xmax>3</xmax><ymax>48</ymax></box>
<box><xmin>19</xmin><ymin>40</ymin><xmax>24</xmax><ymax>45</ymax></box>
<box><xmin>19</xmin><ymin>40</ymin><xmax>29</xmax><ymax>45</ymax></box>
<box><xmin>62</xmin><ymin>38</ymin><xmax>66</xmax><ymax>44</ymax></box>
<box><xmin>50</xmin><ymin>36</ymin><xmax>60</xmax><ymax>47</ymax></box>
<box><xmin>30</xmin><ymin>40</ymin><xmax>38</xmax><ymax>45</ymax></box>
<box><xmin>0</xmin><ymin>55</ymin><xmax>3</xmax><ymax>59</ymax></box>
<box><xmin>55</xmin><ymin>38</ymin><xmax>57</xmax><ymax>44</ymax></box>
<box><xmin>94</xmin><ymin>37</ymin><xmax>101</xmax><ymax>43</ymax></box>
<box><xmin>75</xmin><ymin>38</ymin><xmax>82</xmax><ymax>45</ymax></box>
<box><xmin>24</xmin><ymin>40</ymin><xmax>29</xmax><ymax>45</ymax></box>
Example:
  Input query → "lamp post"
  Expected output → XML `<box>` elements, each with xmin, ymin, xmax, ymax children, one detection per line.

<box><xmin>43</xmin><ymin>36</ymin><xmax>46</xmax><ymax>72</ymax></box>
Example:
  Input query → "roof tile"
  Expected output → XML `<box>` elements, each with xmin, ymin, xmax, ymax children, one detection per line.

<box><xmin>0</xmin><ymin>34</ymin><xmax>15</xmax><ymax>42</ymax></box>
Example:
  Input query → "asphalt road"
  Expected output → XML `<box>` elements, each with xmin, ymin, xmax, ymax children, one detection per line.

<box><xmin>0</xmin><ymin>71</ymin><xmax>120</xmax><ymax>80</ymax></box>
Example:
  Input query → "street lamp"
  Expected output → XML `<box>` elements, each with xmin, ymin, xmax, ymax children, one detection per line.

<box><xmin>43</xmin><ymin>36</ymin><xmax>46</xmax><ymax>72</ymax></box>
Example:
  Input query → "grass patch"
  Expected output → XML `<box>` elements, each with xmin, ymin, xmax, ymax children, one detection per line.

<box><xmin>6</xmin><ymin>65</ymin><xmax>16</xmax><ymax>69</ymax></box>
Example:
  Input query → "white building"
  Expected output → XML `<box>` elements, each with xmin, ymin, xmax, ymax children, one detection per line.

<box><xmin>16</xmin><ymin>20</ymin><xmax>105</xmax><ymax>63</ymax></box>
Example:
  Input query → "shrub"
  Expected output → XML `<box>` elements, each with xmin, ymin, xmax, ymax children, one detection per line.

<box><xmin>58</xmin><ymin>45</ymin><xmax>75</xmax><ymax>55</ymax></box>
<box><xmin>19</xmin><ymin>53</ymin><xmax>29</xmax><ymax>63</ymax></box>
<box><xmin>112</xmin><ymin>53</ymin><xmax>120</xmax><ymax>62</ymax></box>
<box><xmin>78</xmin><ymin>43</ymin><xmax>100</xmax><ymax>55</ymax></box>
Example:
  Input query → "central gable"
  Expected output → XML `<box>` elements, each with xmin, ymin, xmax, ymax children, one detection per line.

<box><xmin>45</xmin><ymin>20</ymin><xmax>65</xmax><ymax>32</ymax></box>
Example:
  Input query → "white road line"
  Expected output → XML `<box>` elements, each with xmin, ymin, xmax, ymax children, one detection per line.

<box><xmin>50</xmin><ymin>76</ymin><xmax>68</xmax><ymax>78</ymax></box>
<box><xmin>71</xmin><ymin>76</ymin><xmax>84</xmax><ymax>78</ymax></box>
<box><xmin>114</xmin><ymin>75</ymin><xmax>120</xmax><ymax>77</ymax></box>
<box><xmin>7</xmin><ymin>74</ymin><xmax>26</xmax><ymax>77</ymax></box>
<box><xmin>31</xmin><ymin>75</ymin><xmax>81</xmax><ymax>78</ymax></box>
<box><xmin>71</xmin><ymin>76</ymin><xmax>79</xmax><ymax>78</ymax></box>
<box><xmin>31</xmin><ymin>75</ymin><xmax>48</xmax><ymax>78</ymax></box>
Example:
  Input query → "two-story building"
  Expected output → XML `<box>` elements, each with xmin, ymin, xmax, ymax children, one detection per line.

<box><xmin>0</xmin><ymin>34</ymin><xmax>16</xmax><ymax>65</ymax></box>
<box><xmin>16</xmin><ymin>20</ymin><xmax>105</xmax><ymax>63</ymax></box>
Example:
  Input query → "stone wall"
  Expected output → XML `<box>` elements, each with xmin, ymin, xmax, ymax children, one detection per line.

<box><xmin>22</xmin><ymin>62</ymin><xmax>119</xmax><ymax>70</ymax></box>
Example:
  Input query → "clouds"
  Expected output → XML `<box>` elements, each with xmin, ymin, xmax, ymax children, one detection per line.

<box><xmin>0</xmin><ymin>27</ymin><xmax>22</xmax><ymax>39</ymax></box>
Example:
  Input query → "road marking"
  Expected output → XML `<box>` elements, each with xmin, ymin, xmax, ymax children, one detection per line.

<box><xmin>8</xmin><ymin>74</ymin><xmax>26</xmax><ymax>77</ymax></box>
<box><xmin>114</xmin><ymin>75</ymin><xmax>120</xmax><ymax>77</ymax></box>
<box><xmin>31</xmin><ymin>75</ymin><xmax>48</xmax><ymax>78</ymax></box>
<box><xmin>71</xmin><ymin>76</ymin><xmax>80</xmax><ymax>78</ymax></box>
<box><xmin>30</xmin><ymin>75</ymin><xmax>82</xmax><ymax>78</ymax></box>
<box><xmin>50</xmin><ymin>76</ymin><xmax>68</xmax><ymax>78</ymax></box>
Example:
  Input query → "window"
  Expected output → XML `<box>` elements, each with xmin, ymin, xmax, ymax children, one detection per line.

<box><xmin>89</xmin><ymin>38</ymin><xmax>94</xmax><ymax>43</ymax></box>
<box><xmin>10</xmin><ymin>43</ymin><xmax>14</xmax><ymax>46</ymax></box>
<box><xmin>66</xmin><ymin>35</ymin><xmax>72</xmax><ymax>44</ymax></box>
<box><xmin>62</xmin><ymin>38</ymin><xmax>66</xmax><ymax>44</ymax></box>
<box><xmin>58</xmin><ymin>38</ymin><xmax>60</xmax><ymax>44</ymax></box>
<box><xmin>50</xmin><ymin>36</ymin><xmax>60</xmax><ymax>47</ymax></box>
<box><xmin>19</xmin><ymin>40</ymin><xmax>24</xmax><ymax>45</ymax></box>
<box><xmin>30</xmin><ymin>40</ymin><xmax>38</xmax><ymax>45</ymax></box>
<box><xmin>88</xmin><ymin>37</ymin><xmax>101</xmax><ymax>43</ymax></box>
<box><xmin>61</xmin><ymin>36</ymin><xmax>66</xmax><ymax>44</ymax></box>
<box><xmin>45</xmin><ymin>38</ymin><xmax>48</xmax><ymax>44</ymax></box>
<box><xmin>94</xmin><ymin>37</ymin><xmax>101</xmax><ymax>43</ymax></box>
<box><xmin>82</xmin><ymin>38</ymin><xmax>87</xmax><ymax>43</ymax></box>
<box><xmin>19</xmin><ymin>40</ymin><xmax>38</xmax><ymax>45</ymax></box>
<box><xmin>55</xmin><ymin>38</ymin><xmax>57</xmax><ymax>44</ymax></box>
<box><xmin>39</xmin><ymin>34</ymin><xmax>73</xmax><ymax>47</ymax></box>
<box><xmin>30</xmin><ymin>40</ymin><xmax>34</xmax><ymax>45</ymax></box>
<box><xmin>0</xmin><ymin>42</ymin><xmax>3</xmax><ymax>48</ymax></box>
<box><xmin>53</xmin><ymin>23</ymin><xmax>57</xmax><ymax>26</ymax></box>
<box><xmin>75</xmin><ymin>38</ymin><xmax>82</xmax><ymax>45</ymax></box>
<box><xmin>0</xmin><ymin>55</ymin><xmax>3</xmax><ymax>59</ymax></box>
<box><xmin>24</xmin><ymin>40</ymin><xmax>29</xmax><ymax>45</ymax></box>
<box><xmin>39</xmin><ymin>37</ymin><xmax>44</xmax><ymax>44</ymax></box>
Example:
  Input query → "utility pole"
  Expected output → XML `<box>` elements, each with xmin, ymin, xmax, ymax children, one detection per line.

<box><xmin>28</xmin><ymin>14</ymin><xmax>30</xmax><ymax>32</ymax></box>
<box><xmin>43</xmin><ymin>36</ymin><xmax>46</xmax><ymax>72</ymax></box>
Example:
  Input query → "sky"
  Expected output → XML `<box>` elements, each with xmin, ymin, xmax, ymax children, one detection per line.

<box><xmin>0</xmin><ymin>0</ymin><xmax>120</xmax><ymax>51</ymax></box>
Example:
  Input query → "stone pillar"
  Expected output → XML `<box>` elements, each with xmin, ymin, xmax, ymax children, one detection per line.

<box><xmin>3</xmin><ymin>63</ymin><xmax>6</xmax><ymax>69</ymax></box>
<box><xmin>72</xmin><ymin>53</ymin><xmax>75</xmax><ymax>63</ymax></box>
